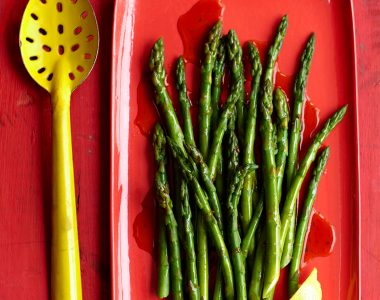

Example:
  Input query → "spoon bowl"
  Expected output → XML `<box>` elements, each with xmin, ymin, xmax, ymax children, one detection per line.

<box><xmin>20</xmin><ymin>0</ymin><xmax>99</xmax><ymax>93</ymax></box>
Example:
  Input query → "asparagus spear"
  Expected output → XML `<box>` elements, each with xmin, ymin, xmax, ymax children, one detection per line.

<box><xmin>241</xmin><ymin>199</ymin><xmax>264</xmax><ymax>260</ymax></box>
<box><xmin>167</xmin><ymin>138</ymin><xmax>235</xmax><ymax>300</ymax></box>
<box><xmin>248</xmin><ymin>227</ymin><xmax>266</xmax><ymax>300</ymax></box>
<box><xmin>212</xmin><ymin>47</ymin><xmax>227</xmax><ymax>274</ymax></box>
<box><xmin>241</xmin><ymin>42</ymin><xmax>262</xmax><ymax>234</ymax></box>
<box><xmin>198</xmin><ymin>24</ymin><xmax>222</xmax><ymax>300</ymax></box>
<box><xmin>157</xmin><ymin>207</ymin><xmax>170</xmax><ymax>298</ymax></box>
<box><xmin>185</xmin><ymin>143</ymin><xmax>223</xmax><ymax>231</ymax></box>
<box><xmin>263</xmin><ymin>15</ymin><xmax>288</xmax><ymax>86</ymax></box>
<box><xmin>153</xmin><ymin>124</ymin><xmax>183</xmax><ymax>300</ymax></box>
<box><xmin>199</xmin><ymin>22</ymin><xmax>222</xmax><ymax>158</ymax></box>
<box><xmin>212</xmin><ymin>270</ymin><xmax>223</xmax><ymax>300</ymax></box>
<box><xmin>172</xmin><ymin>164</ymin><xmax>185</xmax><ymax>246</ymax></box>
<box><xmin>185</xmin><ymin>142</ymin><xmax>225</xmax><ymax>300</ymax></box>
<box><xmin>212</xmin><ymin>40</ymin><xmax>226</xmax><ymax>222</ymax></box>
<box><xmin>180</xmin><ymin>181</ymin><xmax>200</xmax><ymax>300</ymax></box>
<box><xmin>280</xmin><ymin>106</ymin><xmax>347</xmax><ymax>250</ymax></box>
<box><xmin>212</xmin><ymin>110</ymin><xmax>239</xmax><ymax>300</ymax></box>
<box><xmin>150</xmin><ymin>38</ymin><xmax>185</xmax><ymax>152</ymax></box>
<box><xmin>259</xmin><ymin>15</ymin><xmax>288</xmax><ymax>297</ymax></box>
<box><xmin>197</xmin><ymin>216</ymin><xmax>209</xmax><ymax>300</ymax></box>
<box><xmin>176</xmin><ymin>56</ymin><xmax>195</xmax><ymax>146</ymax></box>
<box><xmin>226</xmin><ymin>165</ymin><xmax>258</xmax><ymax>300</ymax></box>
<box><xmin>285</xmin><ymin>34</ymin><xmax>316</xmax><ymax>189</ymax></box>
<box><xmin>226</xmin><ymin>110</ymin><xmax>240</xmax><ymax>183</ymax></box>
<box><xmin>282</xmin><ymin>34</ymin><xmax>316</xmax><ymax>268</ymax></box>
<box><xmin>175</xmin><ymin>57</ymin><xmax>201</xmax><ymax>300</ymax></box>
<box><xmin>273</xmin><ymin>87</ymin><xmax>289</xmax><ymax>202</ymax></box>
<box><xmin>214</xmin><ymin>157</ymin><xmax>224</xmax><ymax>209</ymax></box>
<box><xmin>150</xmin><ymin>43</ymin><xmax>188</xmax><ymax>243</ymax></box>
<box><xmin>288</xmin><ymin>147</ymin><xmax>330</xmax><ymax>297</ymax></box>
<box><xmin>226</xmin><ymin>29</ymin><xmax>245</xmax><ymax>145</ymax></box>
<box><xmin>211</xmin><ymin>39</ymin><xmax>226</xmax><ymax>131</ymax></box>
<box><xmin>208</xmin><ymin>80</ymin><xmax>243</xmax><ymax>180</ymax></box>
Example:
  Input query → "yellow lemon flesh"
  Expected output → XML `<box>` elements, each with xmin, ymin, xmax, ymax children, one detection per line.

<box><xmin>290</xmin><ymin>268</ymin><xmax>322</xmax><ymax>300</ymax></box>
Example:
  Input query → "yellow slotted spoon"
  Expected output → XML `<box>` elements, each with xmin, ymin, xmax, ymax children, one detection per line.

<box><xmin>19</xmin><ymin>1</ymin><xmax>99</xmax><ymax>299</ymax></box>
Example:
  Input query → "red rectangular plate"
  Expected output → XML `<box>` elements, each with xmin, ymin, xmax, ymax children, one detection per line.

<box><xmin>111</xmin><ymin>0</ymin><xmax>360</xmax><ymax>299</ymax></box>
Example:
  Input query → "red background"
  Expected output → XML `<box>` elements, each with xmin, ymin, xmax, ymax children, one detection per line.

<box><xmin>0</xmin><ymin>0</ymin><xmax>378</xmax><ymax>299</ymax></box>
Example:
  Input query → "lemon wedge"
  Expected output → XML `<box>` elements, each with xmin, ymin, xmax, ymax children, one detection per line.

<box><xmin>290</xmin><ymin>268</ymin><xmax>322</xmax><ymax>300</ymax></box>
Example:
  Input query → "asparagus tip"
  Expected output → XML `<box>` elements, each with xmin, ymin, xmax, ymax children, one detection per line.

<box><xmin>337</xmin><ymin>104</ymin><xmax>348</xmax><ymax>120</ymax></box>
<box><xmin>154</xmin><ymin>37</ymin><xmax>164</xmax><ymax>51</ymax></box>
<box><xmin>278</xmin><ymin>14</ymin><xmax>289</xmax><ymax>34</ymax></box>
<box><xmin>315</xmin><ymin>146</ymin><xmax>330</xmax><ymax>175</ymax></box>
<box><xmin>152</xmin><ymin>123</ymin><xmax>166</xmax><ymax>161</ymax></box>
<box><xmin>149</xmin><ymin>38</ymin><xmax>165</xmax><ymax>75</ymax></box>
<box><xmin>226</xmin><ymin>29</ymin><xmax>242</xmax><ymax>60</ymax></box>
<box><xmin>176</xmin><ymin>56</ymin><xmax>186</xmax><ymax>89</ymax></box>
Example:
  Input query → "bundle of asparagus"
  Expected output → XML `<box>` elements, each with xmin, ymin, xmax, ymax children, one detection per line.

<box><xmin>150</xmin><ymin>16</ymin><xmax>347</xmax><ymax>300</ymax></box>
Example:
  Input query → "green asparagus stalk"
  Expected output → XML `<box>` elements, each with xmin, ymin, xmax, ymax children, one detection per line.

<box><xmin>175</xmin><ymin>60</ymin><xmax>198</xmax><ymax>293</ymax></box>
<box><xmin>215</xmin><ymin>159</ymin><xmax>224</xmax><ymax>202</ymax></box>
<box><xmin>185</xmin><ymin>143</ymin><xmax>223</xmax><ymax>298</ymax></box>
<box><xmin>241</xmin><ymin>199</ymin><xmax>264</xmax><ymax>260</ymax></box>
<box><xmin>208</xmin><ymin>80</ymin><xmax>243</xmax><ymax>180</ymax></box>
<box><xmin>198</xmin><ymin>24</ymin><xmax>222</xmax><ymax>300</ymax></box>
<box><xmin>185</xmin><ymin>143</ymin><xmax>223</xmax><ymax>231</ymax></box>
<box><xmin>241</xmin><ymin>41</ymin><xmax>262</xmax><ymax>234</ymax></box>
<box><xmin>212</xmin><ymin>110</ymin><xmax>238</xmax><ymax>300</ymax></box>
<box><xmin>172</xmin><ymin>164</ymin><xmax>184</xmax><ymax>244</ymax></box>
<box><xmin>260</xmin><ymin>15</ymin><xmax>288</xmax><ymax>297</ymax></box>
<box><xmin>150</xmin><ymin>39</ymin><xmax>185</xmax><ymax>152</ymax></box>
<box><xmin>282</xmin><ymin>34</ymin><xmax>316</xmax><ymax>268</ymax></box>
<box><xmin>161</xmin><ymin>200</ymin><xmax>183</xmax><ymax>300</ymax></box>
<box><xmin>185</xmin><ymin>143</ymin><xmax>224</xmax><ymax>300</ymax></box>
<box><xmin>280</xmin><ymin>106</ymin><xmax>347</xmax><ymax>251</ymax></box>
<box><xmin>173</xmin><ymin>48</ymin><xmax>209</xmax><ymax>300</ymax></box>
<box><xmin>150</xmin><ymin>42</ymin><xmax>188</xmax><ymax>241</ymax></box>
<box><xmin>153</xmin><ymin>124</ymin><xmax>183</xmax><ymax>300</ymax></box>
<box><xmin>226</xmin><ymin>110</ymin><xmax>240</xmax><ymax>183</ymax></box>
<box><xmin>167</xmin><ymin>138</ymin><xmax>235</xmax><ymax>300</ymax></box>
<box><xmin>197</xmin><ymin>216</ymin><xmax>209</xmax><ymax>300</ymax></box>
<box><xmin>212</xmin><ymin>270</ymin><xmax>223</xmax><ymax>300</ymax></box>
<box><xmin>176</xmin><ymin>56</ymin><xmax>195</xmax><ymax>146</ymax></box>
<box><xmin>222</xmin><ymin>51</ymin><xmax>248</xmax><ymax>297</ymax></box>
<box><xmin>263</xmin><ymin>15</ymin><xmax>288</xmax><ymax>86</ymax></box>
<box><xmin>273</xmin><ymin>88</ymin><xmax>289</xmax><ymax>202</ymax></box>
<box><xmin>157</xmin><ymin>207</ymin><xmax>170</xmax><ymax>298</ymax></box>
<box><xmin>199</xmin><ymin>22</ymin><xmax>222</xmax><ymax>158</ymax></box>
<box><xmin>212</xmin><ymin>48</ymin><xmax>227</xmax><ymax>293</ymax></box>
<box><xmin>285</xmin><ymin>34</ymin><xmax>316</xmax><ymax>189</ymax></box>
<box><xmin>248</xmin><ymin>227</ymin><xmax>266</xmax><ymax>300</ymax></box>
<box><xmin>288</xmin><ymin>147</ymin><xmax>330</xmax><ymax>297</ymax></box>
<box><xmin>212</xmin><ymin>41</ymin><xmax>227</xmax><ymax>233</ymax></box>
<box><xmin>226</xmin><ymin>29</ymin><xmax>245</xmax><ymax>145</ymax></box>
<box><xmin>211</xmin><ymin>39</ymin><xmax>226</xmax><ymax>131</ymax></box>
<box><xmin>259</xmin><ymin>77</ymin><xmax>280</xmax><ymax>296</ymax></box>
<box><xmin>180</xmin><ymin>181</ymin><xmax>200</xmax><ymax>300</ymax></box>
<box><xmin>226</xmin><ymin>165</ymin><xmax>258</xmax><ymax>300</ymax></box>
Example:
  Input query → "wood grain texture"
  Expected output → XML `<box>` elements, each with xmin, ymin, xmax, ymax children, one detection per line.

<box><xmin>0</xmin><ymin>0</ymin><xmax>378</xmax><ymax>299</ymax></box>
<box><xmin>354</xmin><ymin>0</ymin><xmax>380</xmax><ymax>298</ymax></box>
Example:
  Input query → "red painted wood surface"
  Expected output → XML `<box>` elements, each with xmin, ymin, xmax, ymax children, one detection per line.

<box><xmin>0</xmin><ymin>0</ymin><xmax>113</xmax><ymax>299</ymax></box>
<box><xmin>0</xmin><ymin>0</ymin><xmax>378</xmax><ymax>299</ymax></box>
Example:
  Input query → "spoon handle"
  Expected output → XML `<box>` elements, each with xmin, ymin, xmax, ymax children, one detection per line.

<box><xmin>51</xmin><ymin>87</ymin><xmax>82</xmax><ymax>300</ymax></box>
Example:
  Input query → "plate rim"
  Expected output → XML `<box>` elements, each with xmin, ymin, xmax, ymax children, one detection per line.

<box><xmin>110</xmin><ymin>0</ymin><xmax>362</xmax><ymax>299</ymax></box>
